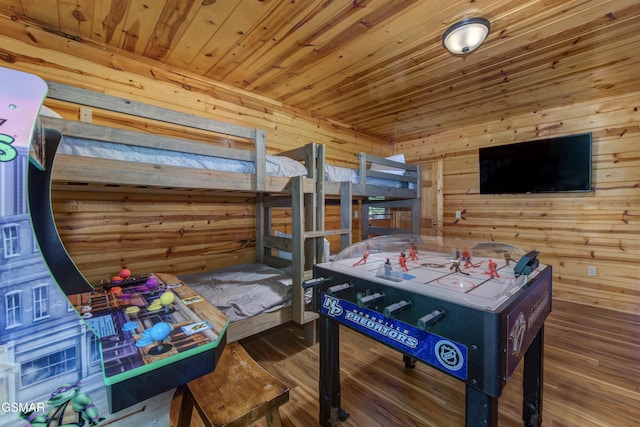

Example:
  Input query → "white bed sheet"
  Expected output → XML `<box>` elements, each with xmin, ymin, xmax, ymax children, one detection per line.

<box><xmin>325</xmin><ymin>164</ymin><xmax>406</xmax><ymax>187</ymax></box>
<box><xmin>178</xmin><ymin>263</ymin><xmax>292</xmax><ymax>322</ymax></box>
<box><xmin>58</xmin><ymin>136</ymin><xmax>309</xmax><ymax>177</ymax></box>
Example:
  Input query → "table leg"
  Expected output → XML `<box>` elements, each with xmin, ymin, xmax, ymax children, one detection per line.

<box><xmin>466</xmin><ymin>385</ymin><xmax>498</xmax><ymax>427</ymax></box>
<box><xmin>523</xmin><ymin>326</ymin><xmax>544</xmax><ymax>427</ymax></box>
<box><xmin>320</xmin><ymin>316</ymin><xmax>348</xmax><ymax>426</ymax></box>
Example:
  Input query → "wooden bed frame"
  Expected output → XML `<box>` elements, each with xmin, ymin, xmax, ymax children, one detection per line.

<box><xmin>42</xmin><ymin>82</ymin><xmax>325</xmax><ymax>343</ymax></box>
<box><xmin>42</xmin><ymin>82</ymin><xmax>421</xmax><ymax>343</ymax></box>
<box><xmin>319</xmin><ymin>146</ymin><xmax>422</xmax><ymax>242</ymax></box>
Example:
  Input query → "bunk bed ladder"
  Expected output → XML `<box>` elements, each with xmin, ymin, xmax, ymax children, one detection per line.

<box><xmin>254</xmin><ymin>177</ymin><xmax>317</xmax><ymax>340</ymax></box>
<box><xmin>256</xmin><ymin>144</ymin><xmax>352</xmax><ymax>344</ymax></box>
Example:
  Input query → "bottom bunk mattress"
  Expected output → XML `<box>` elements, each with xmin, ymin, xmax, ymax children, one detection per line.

<box><xmin>178</xmin><ymin>263</ymin><xmax>292</xmax><ymax>322</ymax></box>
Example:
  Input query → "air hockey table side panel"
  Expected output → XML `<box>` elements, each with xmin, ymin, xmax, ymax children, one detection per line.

<box><xmin>501</xmin><ymin>265</ymin><xmax>552</xmax><ymax>379</ymax></box>
<box><xmin>312</xmin><ymin>265</ymin><xmax>499</xmax><ymax>395</ymax></box>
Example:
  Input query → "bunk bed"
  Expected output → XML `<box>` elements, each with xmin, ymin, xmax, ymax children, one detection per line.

<box><xmin>319</xmin><ymin>146</ymin><xmax>422</xmax><ymax>249</ymax></box>
<box><xmin>42</xmin><ymin>82</ymin><xmax>421</xmax><ymax>344</ymax></box>
<box><xmin>42</xmin><ymin>82</ymin><xmax>325</xmax><ymax>343</ymax></box>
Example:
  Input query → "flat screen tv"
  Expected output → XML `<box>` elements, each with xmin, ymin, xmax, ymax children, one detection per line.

<box><xmin>479</xmin><ymin>133</ymin><xmax>592</xmax><ymax>194</ymax></box>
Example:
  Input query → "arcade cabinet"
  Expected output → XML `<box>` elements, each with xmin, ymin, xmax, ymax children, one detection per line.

<box><xmin>0</xmin><ymin>67</ymin><xmax>227</xmax><ymax>427</ymax></box>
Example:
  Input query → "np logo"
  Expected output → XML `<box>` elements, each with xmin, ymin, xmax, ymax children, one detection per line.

<box><xmin>322</xmin><ymin>295</ymin><xmax>343</xmax><ymax>317</ymax></box>
<box><xmin>435</xmin><ymin>340</ymin><xmax>464</xmax><ymax>371</ymax></box>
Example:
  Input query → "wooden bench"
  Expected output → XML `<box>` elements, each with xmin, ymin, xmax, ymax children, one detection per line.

<box><xmin>174</xmin><ymin>342</ymin><xmax>289</xmax><ymax>427</ymax></box>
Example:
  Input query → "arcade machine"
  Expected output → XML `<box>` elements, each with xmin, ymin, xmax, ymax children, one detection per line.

<box><xmin>0</xmin><ymin>67</ymin><xmax>228</xmax><ymax>426</ymax></box>
<box><xmin>306</xmin><ymin>234</ymin><xmax>551</xmax><ymax>427</ymax></box>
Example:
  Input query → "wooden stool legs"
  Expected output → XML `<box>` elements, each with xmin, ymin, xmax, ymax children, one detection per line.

<box><xmin>174</xmin><ymin>342</ymin><xmax>289</xmax><ymax>427</ymax></box>
<box><xmin>264</xmin><ymin>410</ymin><xmax>283</xmax><ymax>427</ymax></box>
<box><xmin>176</xmin><ymin>385</ymin><xmax>198</xmax><ymax>427</ymax></box>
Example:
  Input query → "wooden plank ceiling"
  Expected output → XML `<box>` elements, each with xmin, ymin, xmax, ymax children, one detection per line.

<box><xmin>1</xmin><ymin>0</ymin><xmax>638</xmax><ymax>142</ymax></box>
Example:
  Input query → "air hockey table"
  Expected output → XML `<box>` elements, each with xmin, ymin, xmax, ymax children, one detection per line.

<box><xmin>306</xmin><ymin>235</ymin><xmax>552</xmax><ymax>427</ymax></box>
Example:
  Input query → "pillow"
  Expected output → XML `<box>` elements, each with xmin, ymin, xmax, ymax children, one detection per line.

<box><xmin>369</xmin><ymin>153</ymin><xmax>406</xmax><ymax>175</ymax></box>
<box><xmin>325</xmin><ymin>164</ymin><xmax>358</xmax><ymax>183</ymax></box>
<box><xmin>266</xmin><ymin>155</ymin><xmax>309</xmax><ymax>177</ymax></box>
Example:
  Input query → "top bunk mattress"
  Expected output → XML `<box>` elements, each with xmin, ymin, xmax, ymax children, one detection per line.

<box><xmin>57</xmin><ymin>136</ymin><xmax>309</xmax><ymax>178</ymax></box>
<box><xmin>324</xmin><ymin>153</ymin><xmax>414</xmax><ymax>188</ymax></box>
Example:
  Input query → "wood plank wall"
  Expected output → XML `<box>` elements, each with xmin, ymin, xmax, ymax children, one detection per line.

<box><xmin>2</xmin><ymin>13</ymin><xmax>636</xmax><ymax>313</ymax></box>
<box><xmin>398</xmin><ymin>92</ymin><xmax>640</xmax><ymax>314</ymax></box>
<box><xmin>0</xmin><ymin>15</ymin><xmax>388</xmax><ymax>283</ymax></box>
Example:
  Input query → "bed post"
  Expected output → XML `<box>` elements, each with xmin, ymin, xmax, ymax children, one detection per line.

<box><xmin>256</xmin><ymin>194</ymin><xmax>264</xmax><ymax>263</ymax></box>
<box><xmin>304</xmin><ymin>145</ymin><xmax>318</xmax><ymax>269</ymax></box>
<box><xmin>340</xmin><ymin>182</ymin><xmax>352</xmax><ymax>250</ymax></box>
<box><xmin>412</xmin><ymin>164</ymin><xmax>422</xmax><ymax>235</ymax></box>
<box><xmin>290</xmin><ymin>175</ymin><xmax>305</xmax><ymax>325</ymax></box>
<box><xmin>315</xmin><ymin>144</ymin><xmax>326</xmax><ymax>262</ymax></box>
<box><xmin>361</xmin><ymin>200</ymin><xmax>370</xmax><ymax>241</ymax></box>
<box><xmin>357</xmin><ymin>152</ymin><xmax>367</xmax><ymax>195</ymax></box>
<box><xmin>255</xmin><ymin>129</ymin><xmax>266</xmax><ymax>192</ymax></box>
<box><xmin>357</xmin><ymin>153</ymin><xmax>369</xmax><ymax>240</ymax></box>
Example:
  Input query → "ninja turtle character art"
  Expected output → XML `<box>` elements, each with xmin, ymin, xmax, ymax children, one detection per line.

<box><xmin>20</xmin><ymin>382</ymin><xmax>105</xmax><ymax>427</ymax></box>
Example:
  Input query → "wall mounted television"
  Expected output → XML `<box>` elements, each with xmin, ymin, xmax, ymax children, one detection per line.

<box><xmin>479</xmin><ymin>133</ymin><xmax>592</xmax><ymax>194</ymax></box>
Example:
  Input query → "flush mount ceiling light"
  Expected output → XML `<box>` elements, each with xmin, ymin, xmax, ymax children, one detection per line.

<box><xmin>442</xmin><ymin>17</ymin><xmax>491</xmax><ymax>55</ymax></box>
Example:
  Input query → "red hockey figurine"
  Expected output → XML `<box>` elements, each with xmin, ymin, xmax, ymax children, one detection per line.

<box><xmin>462</xmin><ymin>248</ymin><xmax>480</xmax><ymax>268</ymax></box>
<box><xmin>353</xmin><ymin>245</ymin><xmax>370</xmax><ymax>267</ymax></box>
<box><xmin>399</xmin><ymin>251</ymin><xmax>409</xmax><ymax>271</ymax></box>
<box><xmin>486</xmin><ymin>259</ymin><xmax>500</xmax><ymax>278</ymax></box>
<box><xmin>409</xmin><ymin>246</ymin><xmax>419</xmax><ymax>261</ymax></box>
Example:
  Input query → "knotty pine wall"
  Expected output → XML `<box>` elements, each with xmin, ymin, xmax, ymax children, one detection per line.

<box><xmin>0</xmin><ymin>21</ymin><xmax>390</xmax><ymax>283</ymax></box>
<box><xmin>398</xmin><ymin>92</ymin><xmax>640</xmax><ymax>314</ymax></box>
<box><xmin>2</xmin><ymin>15</ymin><xmax>636</xmax><ymax>313</ymax></box>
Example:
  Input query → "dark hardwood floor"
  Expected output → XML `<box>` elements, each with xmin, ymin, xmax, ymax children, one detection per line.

<box><xmin>171</xmin><ymin>300</ymin><xmax>640</xmax><ymax>426</ymax></box>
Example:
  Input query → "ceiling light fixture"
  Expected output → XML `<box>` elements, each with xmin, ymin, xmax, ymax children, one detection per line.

<box><xmin>442</xmin><ymin>17</ymin><xmax>490</xmax><ymax>55</ymax></box>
